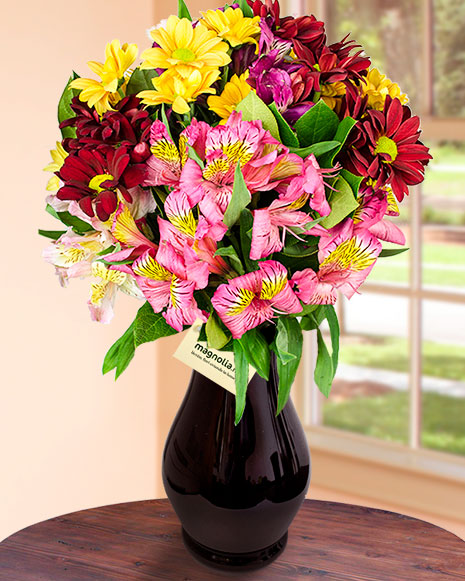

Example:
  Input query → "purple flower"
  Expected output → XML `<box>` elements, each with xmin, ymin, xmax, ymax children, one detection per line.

<box><xmin>248</xmin><ymin>51</ymin><xmax>295</xmax><ymax>111</ymax></box>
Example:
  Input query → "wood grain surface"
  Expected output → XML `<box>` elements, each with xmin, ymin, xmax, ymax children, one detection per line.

<box><xmin>1</xmin><ymin>499</ymin><xmax>464</xmax><ymax>580</ymax></box>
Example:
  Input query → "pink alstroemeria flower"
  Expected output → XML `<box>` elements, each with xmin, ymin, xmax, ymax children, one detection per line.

<box><xmin>291</xmin><ymin>219</ymin><xmax>382</xmax><ymax>305</ymax></box>
<box><xmin>180</xmin><ymin>112</ymin><xmax>302</xmax><ymax>225</ymax></box>
<box><xmin>143</xmin><ymin>118</ymin><xmax>210</xmax><ymax>187</ymax></box>
<box><xmin>160</xmin><ymin>189</ymin><xmax>229</xmax><ymax>279</ymax></box>
<box><xmin>354</xmin><ymin>182</ymin><xmax>405</xmax><ymax>245</ymax></box>
<box><xmin>250</xmin><ymin>155</ymin><xmax>331</xmax><ymax>259</ymax></box>
<box><xmin>115</xmin><ymin>247</ymin><xmax>207</xmax><ymax>332</ymax></box>
<box><xmin>212</xmin><ymin>261</ymin><xmax>302</xmax><ymax>338</ymax></box>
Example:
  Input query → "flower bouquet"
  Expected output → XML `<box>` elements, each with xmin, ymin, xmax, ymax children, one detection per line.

<box><xmin>41</xmin><ymin>0</ymin><xmax>431</xmax><ymax>567</ymax></box>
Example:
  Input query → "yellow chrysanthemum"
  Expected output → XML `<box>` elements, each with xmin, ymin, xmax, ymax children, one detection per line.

<box><xmin>43</xmin><ymin>141</ymin><xmax>68</xmax><ymax>191</ymax></box>
<box><xmin>208</xmin><ymin>72</ymin><xmax>252</xmax><ymax>123</ymax></box>
<box><xmin>361</xmin><ymin>68</ymin><xmax>408</xmax><ymax>111</ymax></box>
<box><xmin>70</xmin><ymin>40</ymin><xmax>138</xmax><ymax>116</ymax></box>
<box><xmin>320</xmin><ymin>82</ymin><xmax>346</xmax><ymax>111</ymax></box>
<box><xmin>141</xmin><ymin>15</ymin><xmax>231</xmax><ymax>78</ymax></box>
<box><xmin>200</xmin><ymin>7</ymin><xmax>261</xmax><ymax>48</ymax></box>
<box><xmin>138</xmin><ymin>68</ymin><xmax>220</xmax><ymax>115</ymax></box>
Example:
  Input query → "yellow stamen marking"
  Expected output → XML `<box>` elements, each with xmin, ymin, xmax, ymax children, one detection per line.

<box><xmin>90</xmin><ymin>282</ymin><xmax>108</xmax><ymax>305</ymax></box>
<box><xmin>321</xmin><ymin>238</ymin><xmax>376</xmax><ymax>272</ymax></box>
<box><xmin>150</xmin><ymin>139</ymin><xmax>181</xmax><ymax>163</ymax></box>
<box><xmin>260</xmin><ymin>273</ymin><xmax>286</xmax><ymax>300</ymax></box>
<box><xmin>203</xmin><ymin>158</ymin><xmax>231</xmax><ymax>181</ymax></box>
<box><xmin>227</xmin><ymin>287</ymin><xmax>255</xmax><ymax>315</ymax></box>
<box><xmin>133</xmin><ymin>253</ymin><xmax>171</xmax><ymax>281</ymax></box>
<box><xmin>178</xmin><ymin>134</ymin><xmax>188</xmax><ymax>167</ymax></box>
<box><xmin>386</xmin><ymin>188</ymin><xmax>400</xmax><ymax>214</ymax></box>
<box><xmin>168</xmin><ymin>210</ymin><xmax>197</xmax><ymax>239</ymax></box>
<box><xmin>221</xmin><ymin>141</ymin><xmax>254</xmax><ymax>166</ymax></box>
<box><xmin>287</xmin><ymin>194</ymin><xmax>308</xmax><ymax>211</ymax></box>
<box><xmin>170</xmin><ymin>276</ymin><xmax>182</xmax><ymax>308</ymax></box>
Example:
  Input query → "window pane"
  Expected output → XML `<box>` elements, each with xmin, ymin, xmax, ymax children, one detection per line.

<box><xmin>421</xmin><ymin>300</ymin><xmax>465</xmax><ymax>456</ymax></box>
<box><xmin>433</xmin><ymin>0</ymin><xmax>465</xmax><ymax>118</ymax></box>
<box><xmin>422</xmin><ymin>141</ymin><xmax>465</xmax><ymax>294</ymax></box>
<box><xmin>325</xmin><ymin>0</ymin><xmax>425</xmax><ymax>112</ymax></box>
<box><xmin>322</xmin><ymin>293</ymin><xmax>409</xmax><ymax>444</ymax></box>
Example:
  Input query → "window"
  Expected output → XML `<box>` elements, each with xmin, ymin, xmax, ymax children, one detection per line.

<box><xmin>288</xmin><ymin>0</ymin><xmax>465</xmax><ymax>467</ymax></box>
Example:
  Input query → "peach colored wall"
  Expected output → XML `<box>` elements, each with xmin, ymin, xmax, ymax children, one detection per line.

<box><xmin>0</xmin><ymin>0</ymin><xmax>158</xmax><ymax>541</ymax></box>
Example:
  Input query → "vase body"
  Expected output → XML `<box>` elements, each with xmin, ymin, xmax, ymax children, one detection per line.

<box><xmin>162</xmin><ymin>355</ymin><xmax>311</xmax><ymax>570</ymax></box>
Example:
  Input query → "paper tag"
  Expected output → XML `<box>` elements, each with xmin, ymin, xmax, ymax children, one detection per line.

<box><xmin>173</xmin><ymin>320</ymin><xmax>254</xmax><ymax>394</ymax></box>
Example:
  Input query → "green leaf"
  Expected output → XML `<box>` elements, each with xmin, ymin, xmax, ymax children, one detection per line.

<box><xmin>45</xmin><ymin>204</ymin><xmax>60</xmax><ymax>220</ymax></box>
<box><xmin>269</xmin><ymin>103</ymin><xmax>299</xmax><ymax>148</ymax></box>
<box><xmin>314</xmin><ymin>328</ymin><xmax>334</xmax><ymax>397</ymax></box>
<box><xmin>233</xmin><ymin>339</ymin><xmax>249</xmax><ymax>425</ymax></box>
<box><xmin>276</xmin><ymin>355</ymin><xmax>301</xmax><ymax>415</ymax></box>
<box><xmin>102</xmin><ymin>323</ymin><xmax>136</xmax><ymax>380</ymax></box>
<box><xmin>320</xmin><ymin>176</ymin><xmax>359</xmax><ymax>229</ymax></box>
<box><xmin>239</xmin><ymin>209</ymin><xmax>258</xmax><ymax>272</ymax></box>
<box><xmin>126</xmin><ymin>68</ymin><xmax>158</xmax><ymax>95</ymax></box>
<box><xmin>275</xmin><ymin>318</ymin><xmax>303</xmax><ymax>365</ymax></box>
<box><xmin>214</xmin><ymin>245</ymin><xmax>245</xmax><ymax>275</ymax></box>
<box><xmin>58</xmin><ymin>72</ymin><xmax>79</xmax><ymax>139</ymax></box>
<box><xmin>38</xmin><ymin>229</ymin><xmax>66</xmax><ymax>240</ymax></box>
<box><xmin>272</xmin><ymin>319</ymin><xmax>303</xmax><ymax>414</ymax></box>
<box><xmin>294</xmin><ymin>100</ymin><xmax>340</xmax><ymax>147</ymax></box>
<box><xmin>178</xmin><ymin>0</ymin><xmax>192</xmax><ymax>20</ymax></box>
<box><xmin>324</xmin><ymin>305</ymin><xmax>340</xmax><ymax>377</ymax></box>
<box><xmin>188</xmin><ymin>144</ymin><xmax>205</xmax><ymax>168</ymax></box>
<box><xmin>380</xmin><ymin>247</ymin><xmax>409</xmax><ymax>257</ymax></box>
<box><xmin>224</xmin><ymin>164</ymin><xmax>251</xmax><ymax>228</ymax></box>
<box><xmin>236</xmin><ymin>92</ymin><xmax>280</xmax><ymax>141</ymax></box>
<box><xmin>238</xmin><ymin>328</ymin><xmax>270</xmax><ymax>380</ymax></box>
<box><xmin>238</xmin><ymin>0</ymin><xmax>254</xmax><ymax>17</ymax></box>
<box><xmin>206</xmin><ymin>313</ymin><xmax>230</xmax><ymax>350</ymax></box>
<box><xmin>340</xmin><ymin>169</ymin><xmax>363</xmax><ymax>198</ymax></box>
<box><xmin>300</xmin><ymin>305</ymin><xmax>325</xmax><ymax>330</ymax></box>
<box><xmin>45</xmin><ymin>204</ymin><xmax>93</xmax><ymax>233</ymax></box>
<box><xmin>133</xmin><ymin>302</ymin><xmax>178</xmax><ymax>347</ymax></box>
<box><xmin>289</xmin><ymin>141</ymin><xmax>340</xmax><ymax>159</ymax></box>
<box><xmin>319</xmin><ymin>116</ymin><xmax>357</xmax><ymax>167</ymax></box>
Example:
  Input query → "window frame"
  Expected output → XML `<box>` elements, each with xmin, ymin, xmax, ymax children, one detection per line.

<box><xmin>284</xmin><ymin>0</ymin><xmax>465</xmax><ymax>483</ymax></box>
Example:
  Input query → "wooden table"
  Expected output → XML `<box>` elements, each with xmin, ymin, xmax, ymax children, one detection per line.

<box><xmin>1</xmin><ymin>499</ymin><xmax>464</xmax><ymax>580</ymax></box>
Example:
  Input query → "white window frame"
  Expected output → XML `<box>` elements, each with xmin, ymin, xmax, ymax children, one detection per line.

<box><xmin>284</xmin><ymin>0</ymin><xmax>465</xmax><ymax>486</ymax></box>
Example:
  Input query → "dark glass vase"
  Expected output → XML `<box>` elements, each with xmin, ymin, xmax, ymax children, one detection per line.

<box><xmin>162</xmin><ymin>354</ymin><xmax>311</xmax><ymax>571</ymax></box>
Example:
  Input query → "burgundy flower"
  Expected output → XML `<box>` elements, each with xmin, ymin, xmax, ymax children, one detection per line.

<box><xmin>295</xmin><ymin>35</ymin><xmax>371</xmax><ymax>90</ymax></box>
<box><xmin>61</xmin><ymin>96</ymin><xmax>152</xmax><ymax>162</ymax></box>
<box><xmin>277</xmin><ymin>15</ymin><xmax>326</xmax><ymax>54</ymax></box>
<box><xmin>57</xmin><ymin>146</ymin><xmax>146</xmax><ymax>220</ymax></box>
<box><xmin>248</xmin><ymin>0</ymin><xmax>280</xmax><ymax>25</ymax></box>
<box><xmin>230</xmin><ymin>44</ymin><xmax>257</xmax><ymax>76</ymax></box>
<box><xmin>247</xmin><ymin>0</ymin><xmax>326</xmax><ymax>55</ymax></box>
<box><xmin>340</xmin><ymin>96</ymin><xmax>432</xmax><ymax>201</ymax></box>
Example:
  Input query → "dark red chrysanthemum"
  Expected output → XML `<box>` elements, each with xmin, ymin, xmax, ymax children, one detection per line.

<box><xmin>61</xmin><ymin>96</ymin><xmax>152</xmax><ymax>162</ymax></box>
<box><xmin>340</xmin><ymin>96</ymin><xmax>432</xmax><ymax>201</ymax></box>
<box><xmin>248</xmin><ymin>0</ymin><xmax>326</xmax><ymax>53</ymax></box>
<box><xmin>277</xmin><ymin>15</ymin><xmax>326</xmax><ymax>54</ymax></box>
<box><xmin>295</xmin><ymin>35</ymin><xmax>371</xmax><ymax>90</ymax></box>
<box><xmin>56</xmin><ymin>146</ymin><xmax>146</xmax><ymax>221</ymax></box>
<box><xmin>248</xmin><ymin>0</ymin><xmax>280</xmax><ymax>24</ymax></box>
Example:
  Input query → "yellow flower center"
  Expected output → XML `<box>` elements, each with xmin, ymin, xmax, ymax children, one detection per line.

<box><xmin>172</xmin><ymin>48</ymin><xmax>196</xmax><ymax>62</ymax></box>
<box><xmin>89</xmin><ymin>173</ymin><xmax>114</xmax><ymax>193</ymax></box>
<box><xmin>374</xmin><ymin>136</ymin><xmax>398</xmax><ymax>163</ymax></box>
